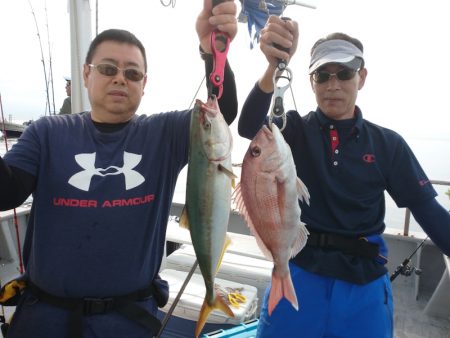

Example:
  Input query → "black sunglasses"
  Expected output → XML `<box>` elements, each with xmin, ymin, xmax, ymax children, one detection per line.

<box><xmin>312</xmin><ymin>68</ymin><xmax>359</xmax><ymax>84</ymax></box>
<box><xmin>88</xmin><ymin>63</ymin><xmax>145</xmax><ymax>82</ymax></box>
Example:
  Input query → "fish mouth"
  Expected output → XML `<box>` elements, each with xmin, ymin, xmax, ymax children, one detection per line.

<box><xmin>205</xmin><ymin>142</ymin><xmax>232</xmax><ymax>162</ymax></box>
<box><xmin>254</xmin><ymin>124</ymin><xmax>275</xmax><ymax>143</ymax></box>
<box><xmin>208</xmin><ymin>154</ymin><xmax>231</xmax><ymax>162</ymax></box>
<box><xmin>201</xmin><ymin>105</ymin><xmax>218</xmax><ymax>119</ymax></box>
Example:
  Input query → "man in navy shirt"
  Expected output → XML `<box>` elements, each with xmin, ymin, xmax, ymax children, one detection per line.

<box><xmin>0</xmin><ymin>1</ymin><xmax>238</xmax><ymax>337</ymax></box>
<box><xmin>238</xmin><ymin>16</ymin><xmax>450</xmax><ymax>338</ymax></box>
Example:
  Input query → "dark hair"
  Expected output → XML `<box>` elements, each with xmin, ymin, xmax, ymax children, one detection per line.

<box><xmin>85</xmin><ymin>29</ymin><xmax>147</xmax><ymax>72</ymax></box>
<box><xmin>311</xmin><ymin>32</ymin><xmax>365</xmax><ymax>68</ymax></box>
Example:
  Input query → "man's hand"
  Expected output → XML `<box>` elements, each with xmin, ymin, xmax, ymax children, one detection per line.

<box><xmin>196</xmin><ymin>0</ymin><xmax>237</xmax><ymax>54</ymax></box>
<box><xmin>259</xmin><ymin>15</ymin><xmax>299</xmax><ymax>71</ymax></box>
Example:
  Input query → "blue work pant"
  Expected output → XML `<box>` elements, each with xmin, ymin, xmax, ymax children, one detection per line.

<box><xmin>256</xmin><ymin>263</ymin><xmax>393</xmax><ymax>338</ymax></box>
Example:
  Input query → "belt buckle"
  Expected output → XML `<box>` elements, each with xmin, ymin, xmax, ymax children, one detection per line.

<box><xmin>83</xmin><ymin>297</ymin><xmax>114</xmax><ymax>315</ymax></box>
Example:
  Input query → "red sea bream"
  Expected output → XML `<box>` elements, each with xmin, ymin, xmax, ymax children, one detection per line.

<box><xmin>233</xmin><ymin>123</ymin><xmax>310</xmax><ymax>315</ymax></box>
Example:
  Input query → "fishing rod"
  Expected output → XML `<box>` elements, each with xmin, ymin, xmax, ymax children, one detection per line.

<box><xmin>0</xmin><ymin>93</ymin><xmax>10</xmax><ymax>151</ymax></box>
<box><xmin>276</xmin><ymin>0</ymin><xmax>316</xmax><ymax>9</ymax></box>
<box><xmin>44</xmin><ymin>1</ymin><xmax>56</xmax><ymax>115</ymax></box>
<box><xmin>27</xmin><ymin>0</ymin><xmax>52</xmax><ymax>116</ymax></box>
<box><xmin>257</xmin><ymin>0</ymin><xmax>317</xmax><ymax>11</ymax></box>
<box><xmin>390</xmin><ymin>236</ymin><xmax>428</xmax><ymax>282</ymax></box>
<box><xmin>0</xmin><ymin>92</ymin><xmax>7</xmax><ymax>331</ymax></box>
<box><xmin>95</xmin><ymin>0</ymin><xmax>98</xmax><ymax>36</ymax></box>
<box><xmin>155</xmin><ymin>260</ymin><xmax>199</xmax><ymax>338</ymax></box>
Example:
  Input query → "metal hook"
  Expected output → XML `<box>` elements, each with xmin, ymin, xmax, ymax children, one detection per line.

<box><xmin>209</xmin><ymin>30</ymin><xmax>230</xmax><ymax>99</ymax></box>
<box><xmin>269</xmin><ymin>67</ymin><xmax>293</xmax><ymax>131</ymax></box>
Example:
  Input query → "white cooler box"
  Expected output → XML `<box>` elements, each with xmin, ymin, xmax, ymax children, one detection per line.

<box><xmin>165</xmin><ymin>244</ymin><xmax>272</xmax><ymax>312</ymax></box>
<box><xmin>157</xmin><ymin>269</ymin><xmax>258</xmax><ymax>338</ymax></box>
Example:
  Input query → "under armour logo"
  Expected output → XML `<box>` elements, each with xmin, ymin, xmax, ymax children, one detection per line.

<box><xmin>68</xmin><ymin>152</ymin><xmax>145</xmax><ymax>191</ymax></box>
<box><xmin>363</xmin><ymin>154</ymin><xmax>376</xmax><ymax>163</ymax></box>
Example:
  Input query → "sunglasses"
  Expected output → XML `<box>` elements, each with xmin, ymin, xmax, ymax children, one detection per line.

<box><xmin>88</xmin><ymin>63</ymin><xmax>145</xmax><ymax>82</ymax></box>
<box><xmin>312</xmin><ymin>68</ymin><xmax>359</xmax><ymax>84</ymax></box>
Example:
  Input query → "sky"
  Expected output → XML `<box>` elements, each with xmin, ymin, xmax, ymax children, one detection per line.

<box><xmin>0</xmin><ymin>0</ymin><xmax>449</xmax><ymax>142</ymax></box>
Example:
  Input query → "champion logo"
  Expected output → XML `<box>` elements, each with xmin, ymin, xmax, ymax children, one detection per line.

<box><xmin>362</xmin><ymin>154</ymin><xmax>376</xmax><ymax>163</ymax></box>
<box><xmin>68</xmin><ymin>152</ymin><xmax>145</xmax><ymax>191</ymax></box>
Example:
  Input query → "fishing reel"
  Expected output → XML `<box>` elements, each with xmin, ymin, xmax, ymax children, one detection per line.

<box><xmin>390</xmin><ymin>237</ymin><xmax>428</xmax><ymax>282</ymax></box>
<box><xmin>396</xmin><ymin>263</ymin><xmax>422</xmax><ymax>277</ymax></box>
<box><xmin>390</xmin><ymin>258</ymin><xmax>422</xmax><ymax>281</ymax></box>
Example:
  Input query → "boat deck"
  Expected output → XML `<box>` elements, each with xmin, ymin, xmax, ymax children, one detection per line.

<box><xmin>393</xmin><ymin>276</ymin><xmax>450</xmax><ymax>337</ymax></box>
<box><xmin>386</xmin><ymin>232</ymin><xmax>450</xmax><ymax>338</ymax></box>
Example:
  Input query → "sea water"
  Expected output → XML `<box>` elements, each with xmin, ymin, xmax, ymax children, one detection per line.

<box><xmin>1</xmin><ymin>136</ymin><xmax>449</xmax><ymax>234</ymax></box>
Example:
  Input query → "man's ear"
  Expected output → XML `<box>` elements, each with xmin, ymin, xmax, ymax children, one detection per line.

<box><xmin>309</xmin><ymin>75</ymin><xmax>316</xmax><ymax>93</ymax></box>
<box><xmin>82</xmin><ymin>64</ymin><xmax>90</xmax><ymax>87</ymax></box>
<box><xmin>358</xmin><ymin>68</ymin><xmax>368</xmax><ymax>90</ymax></box>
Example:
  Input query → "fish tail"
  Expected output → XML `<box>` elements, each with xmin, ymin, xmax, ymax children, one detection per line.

<box><xmin>268</xmin><ymin>272</ymin><xmax>299</xmax><ymax>316</ymax></box>
<box><xmin>195</xmin><ymin>293</ymin><xmax>235</xmax><ymax>337</ymax></box>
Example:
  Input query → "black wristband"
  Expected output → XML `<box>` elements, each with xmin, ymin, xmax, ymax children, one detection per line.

<box><xmin>199</xmin><ymin>45</ymin><xmax>213</xmax><ymax>61</ymax></box>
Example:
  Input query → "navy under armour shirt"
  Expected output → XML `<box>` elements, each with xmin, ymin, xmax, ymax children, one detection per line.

<box><xmin>4</xmin><ymin>111</ymin><xmax>190</xmax><ymax>297</ymax></box>
<box><xmin>239</xmin><ymin>84</ymin><xmax>437</xmax><ymax>284</ymax></box>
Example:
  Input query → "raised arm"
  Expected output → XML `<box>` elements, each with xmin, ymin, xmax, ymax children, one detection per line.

<box><xmin>238</xmin><ymin>15</ymin><xmax>298</xmax><ymax>139</ymax></box>
<box><xmin>196</xmin><ymin>0</ymin><xmax>238</xmax><ymax>125</ymax></box>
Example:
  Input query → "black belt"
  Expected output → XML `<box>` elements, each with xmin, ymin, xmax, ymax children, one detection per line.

<box><xmin>306</xmin><ymin>230</ymin><xmax>380</xmax><ymax>258</ymax></box>
<box><xmin>28</xmin><ymin>281</ymin><xmax>162</xmax><ymax>338</ymax></box>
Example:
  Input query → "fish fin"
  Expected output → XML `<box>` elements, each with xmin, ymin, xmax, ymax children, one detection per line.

<box><xmin>179</xmin><ymin>205</ymin><xmax>190</xmax><ymax>230</ymax></box>
<box><xmin>290</xmin><ymin>223</ymin><xmax>309</xmax><ymax>258</ymax></box>
<box><xmin>218</xmin><ymin>164</ymin><xmax>238</xmax><ymax>179</ymax></box>
<box><xmin>215</xmin><ymin>235</ymin><xmax>232</xmax><ymax>275</ymax></box>
<box><xmin>268</xmin><ymin>272</ymin><xmax>299</xmax><ymax>316</ymax></box>
<box><xmin>296</xmin><ymin>177</ymin><xmax>310</xmax><ymax>205</ymax></box>
<box><xmin>195</xmin><ymin>293</ymin><xmax>234</xmax><ymax>337</ymax></box>
<box><xmin>225</xmin><ymin>234</ymin><xmax>232</xmax><ymax>249</ymax></box>
<box><xmin>231</xmin><ymin>183</ymin><xmax>248</xmax><ymax>218</ymax></box>
<box><xmin>231</xmin><ymin>183</ymin><xmax>242</xmax><ymax>210</ymax></box>
<box><xmin>232</xmin><ymin>184</ymin><xmax>274</xmax><ymax>261</ymax></box>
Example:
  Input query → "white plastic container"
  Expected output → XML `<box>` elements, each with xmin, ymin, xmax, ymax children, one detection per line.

<box><xmin>164</xmin><ymin>244</ymin><xmax>272</xmax><ymax>312</ymax></box>
<box><xmin>157</xmin><ymin>269</ymin><xmax>258</xmax><ymax>338</ymax></box>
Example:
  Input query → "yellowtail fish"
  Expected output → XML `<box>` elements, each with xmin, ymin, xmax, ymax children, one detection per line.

<box><xmin>233</xmin><ymin>123</ymin><xmax>310</xmax><ymax>315</ymax></box>
<box><xmin>180</xmin><ymin>96</ymin><xmax>237</xmax><ymax>337</ymax></box>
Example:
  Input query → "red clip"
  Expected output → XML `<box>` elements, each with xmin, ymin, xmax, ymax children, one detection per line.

<box><xmin>209</xmin><ymin>30</ymin><xmax>230</xmax><ymax>99</ymax></box>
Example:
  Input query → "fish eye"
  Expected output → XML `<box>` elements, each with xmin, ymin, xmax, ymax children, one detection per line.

<box><xmin>250</xmin><ymin>146</ymin><xmax>261</xmax><ymax>157</ymax></box>
<box><xmin>203</xmin><ymin>121</ymin><xmax>211</xmax><ymax>130</ymax></box>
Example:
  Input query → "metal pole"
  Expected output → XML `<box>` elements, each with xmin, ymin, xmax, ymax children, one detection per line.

<box><xmin>155</xmin><ymin>259</ymin><xmax>199</xmax><ymax>338</ymax></box>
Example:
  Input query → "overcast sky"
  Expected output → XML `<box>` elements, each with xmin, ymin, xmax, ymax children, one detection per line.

<box><xmin>0</xmin><ymin>0</ymin><xmax>449</xmax><ymax>143</ymax></box>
